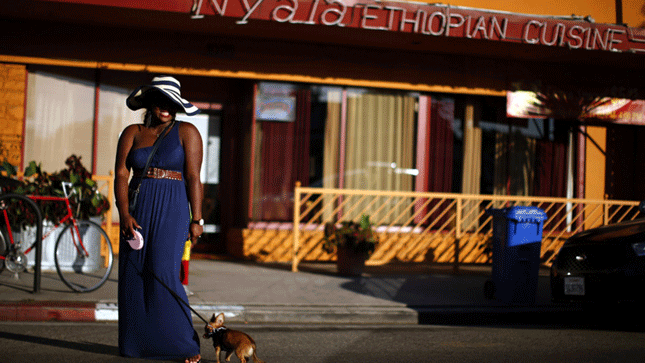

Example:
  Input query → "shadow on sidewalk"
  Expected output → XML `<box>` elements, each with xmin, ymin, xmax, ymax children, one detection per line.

<box><xmin>0</xmin><ymin>270</ymin><xmax>70</xmax><ymax>293</ymax></box>
<box><xmin>0</xmin><ymin>331</ymin><xmax>120</xmax><ymax>357</ymax></box>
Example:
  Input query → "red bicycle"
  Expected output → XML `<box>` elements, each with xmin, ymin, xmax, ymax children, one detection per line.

<box><xmin>0</xmin><ymin>182</ymin><xmax>113</xmax><ymax>292</ymax></box>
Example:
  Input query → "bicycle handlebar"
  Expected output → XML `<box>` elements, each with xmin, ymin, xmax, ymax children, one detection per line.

<box><xmin>61</xmin><ymin>182</ymin><xmax>74</xmax><ymax>199</ymax></box>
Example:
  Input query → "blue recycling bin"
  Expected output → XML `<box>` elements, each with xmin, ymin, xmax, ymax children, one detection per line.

<box><xmin>485</xmin><ymin>206</ymin><xmax>547</xmax><ymax>304</ymax></box>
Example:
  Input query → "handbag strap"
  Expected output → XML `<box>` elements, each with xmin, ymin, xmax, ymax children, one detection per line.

<box><xmin>132</xmin><ymin>121</ymin><xmax>176</xmax><ymax>192</ymax></box>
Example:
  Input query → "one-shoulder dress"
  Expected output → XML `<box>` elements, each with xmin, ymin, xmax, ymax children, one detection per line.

<box><xmin>118</xmin><ymin>121</ymin><xmax>200</xmax><ymax>359</ymax></box>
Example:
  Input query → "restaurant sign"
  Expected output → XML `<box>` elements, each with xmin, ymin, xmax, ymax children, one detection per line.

<box><xmin>190</xmin><ymin>0</ymin><xmax>645</xmax><ymax>53</ymax></box>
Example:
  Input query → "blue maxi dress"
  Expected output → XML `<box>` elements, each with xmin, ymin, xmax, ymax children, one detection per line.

<box><xmin>118</xmin><ymin>121</ymin><xmax>201</xmax><ymax>359</ymax></box>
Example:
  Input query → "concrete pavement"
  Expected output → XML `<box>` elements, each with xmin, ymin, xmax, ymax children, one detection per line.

<box><xmin>0</xmin><ymin>256</ymin><xmax>577</xmax><ymax>325</ymax></box>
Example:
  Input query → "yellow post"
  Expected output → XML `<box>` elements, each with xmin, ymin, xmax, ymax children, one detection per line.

<box><xmin>292</xmin><ymin>181</ymin><xmax>302</xmax><ymax>272</ymax></box>
<box><xmin>454</xmin><ymin>197</ymin><xmax>462</xmax><ymax>274</ymax></box>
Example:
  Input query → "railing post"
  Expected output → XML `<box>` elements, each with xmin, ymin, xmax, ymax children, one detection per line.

<box><xmin>292</xmin><ymin>181</ymin><xmax>301</xmax><ymax>272</ymax></box>
<box><xmin>454</xmin><ymin>197</ymin><xmax>462</xmax><ymax>274</ymax></box>
<box><xmin>603</xmin><ymin>201</ymin><xmax>608</xmax><ymax>226</ymax></box>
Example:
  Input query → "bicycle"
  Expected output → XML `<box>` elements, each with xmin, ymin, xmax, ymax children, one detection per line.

<box><xmin>0</xmin><ymin>181</ymin><xmax>114</xmax><ymax>292</ymax></box>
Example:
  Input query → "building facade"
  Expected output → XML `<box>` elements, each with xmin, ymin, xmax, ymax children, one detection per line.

<box><xmin>1</xmin><ymin>0</ymin><xmax>644</xmax><ymax>256</ymax></box>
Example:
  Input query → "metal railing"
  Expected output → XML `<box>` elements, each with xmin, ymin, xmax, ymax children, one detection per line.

<box><xmin>292</xmin><ymin>182</ymin><xmax>641</xmax><ymax>272</ymax></box>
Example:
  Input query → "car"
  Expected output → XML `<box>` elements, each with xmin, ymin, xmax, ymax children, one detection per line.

<box><xmin>550</xmin><ymin>211</ymin><xmax>645</xmax><ymax>303</ymax></box>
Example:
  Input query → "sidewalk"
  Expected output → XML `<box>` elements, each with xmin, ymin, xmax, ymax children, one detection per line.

<box><xmin>0</xmin><ymin>257</ymin><xmax>577</xmax><ymax>325</ymax></box>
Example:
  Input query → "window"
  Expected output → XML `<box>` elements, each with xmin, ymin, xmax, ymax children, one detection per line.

<box><xmin>250</xmin><ymin>85</ymin><xmax>571</xmax><ymax>223</ymax></box>
<box><xmin>251</xmin><ymin>84</ymin><xmax>417</xmax><ymax>222</ymax></box>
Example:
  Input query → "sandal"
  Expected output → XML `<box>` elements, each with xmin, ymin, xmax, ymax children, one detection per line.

<box><xmin>184</xmin><ymin>355</ymin><xmax>201</xmax><ymax>363</ymax></box>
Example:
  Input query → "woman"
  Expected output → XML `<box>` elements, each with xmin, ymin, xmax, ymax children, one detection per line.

<box><xmin>115</xmin><ymin>76</ymin><xmax>203</xmax><ymax>363</ymax></box>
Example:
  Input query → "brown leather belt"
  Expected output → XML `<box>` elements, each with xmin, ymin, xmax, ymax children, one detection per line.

<box><xmin>134</xmin><ymin>167</ymin><xmax>183</xmax><ymax>181</ymax></box>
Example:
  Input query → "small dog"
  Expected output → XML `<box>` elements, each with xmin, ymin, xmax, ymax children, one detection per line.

<box><xmin>203</xmin><ymin>313</ymin><xmax>264</xmax><ymax>363</ymax></box>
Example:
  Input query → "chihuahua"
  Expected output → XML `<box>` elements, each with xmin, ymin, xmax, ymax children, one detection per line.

<box><xmin>203</xmin><ymin>313</ymin><xmax>265</xmax><ymax>363</ymax></box>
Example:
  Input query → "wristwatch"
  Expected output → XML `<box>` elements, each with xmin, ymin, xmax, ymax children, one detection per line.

<box><xmin>191</xmin><ymin>219</ymin><xmax>204</xmax><ymax>226</ymax></box>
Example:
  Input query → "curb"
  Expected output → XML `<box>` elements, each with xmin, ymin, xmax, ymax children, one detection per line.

<box><xmin>94</xmin><ymin>303</ymin><xmax>420</xmax><ymax>325</ymax></box>
<box><xmin>0</xmin><ymin>301</ymin><xmax>97</xmax><ymax>322</ymax></box>
<box><xmin>0</xmin><ymin>301</ymin><xmax>420</xmax><ymax>324</ymax></box>
<box><xmin>1</xmin><ymin>301</ymin><xmax>583</xmax><ymax>325</ymax></box>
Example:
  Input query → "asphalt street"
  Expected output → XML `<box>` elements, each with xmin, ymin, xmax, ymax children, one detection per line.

<box><xmin>2</xmin><ymin>321</ymin><xmax>645</xmax><ymax>363</ymax></box>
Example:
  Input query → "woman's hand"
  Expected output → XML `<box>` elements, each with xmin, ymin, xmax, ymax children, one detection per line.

<box><xmin>189</xmin><ymin>223</ymin><xmax>203</xmax><ymax>247</ymax></box>
<box><xmin>120</xmin><ymin>214</ymin><xmax>141</xmax><ymax>239</ymax></box>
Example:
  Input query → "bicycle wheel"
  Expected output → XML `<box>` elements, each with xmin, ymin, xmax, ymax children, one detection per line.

<box><xmin>0</xmin><ymin>227</ymin><xmax>7</xmax><ymax>273</ymax></box>
<box><xmin>54</xmin><ymin>219</ymin><xmax>114</xmax><ymax>292</ymax></box>
<box><xmin>0</xmin><ymin>194</ymin><xmax>42</xmax><ymax>275</ymax></box>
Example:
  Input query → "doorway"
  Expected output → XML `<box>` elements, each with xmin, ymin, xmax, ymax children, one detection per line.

<box><xmin>183</xmin><ymin>111</ymin><xmax>223</xmax><ymax>254</ymax></box>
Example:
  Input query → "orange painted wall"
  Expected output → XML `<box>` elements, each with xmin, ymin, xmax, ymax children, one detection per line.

<box><xmin>416</xmin><ymin>0</ymin><xmax>644</xmax><ymax>28</ymax></box>
<box><xmin>624</xmin><ymin>1</ymin><xmax>645</xmax><ymax>27</ymax></box>
<box><xmin>0</xmin><ymin>63</ymin><xmax>26</xmax><ymax>167</ymax></box>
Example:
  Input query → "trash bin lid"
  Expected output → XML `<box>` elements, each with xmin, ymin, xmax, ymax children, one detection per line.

<box><xmin>485</xmin><ymin>206</ymin><xmax>547</xmax><ymax>222</ymax></box>
<box><xmin>505</xmin><ymin>206</ymin><xmax>547</xmax><ymax>222</ymax></box>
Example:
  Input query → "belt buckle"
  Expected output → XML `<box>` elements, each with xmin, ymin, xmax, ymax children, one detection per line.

<box><xmin>157</xmin><ymin>169</ymin><xmax>167</xmax><ymax>179</ymax></box>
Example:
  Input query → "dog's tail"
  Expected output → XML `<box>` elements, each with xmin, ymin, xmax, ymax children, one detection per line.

<box><xmin>252</xmin><ymin>350</ymin><xmax>265</xmax><ymax>363</ymax></box>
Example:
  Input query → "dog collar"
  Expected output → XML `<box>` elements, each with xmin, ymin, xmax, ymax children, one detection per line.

<box><xmin>206</xmin><ymin>326</ymin><xmax>227</xmax><ymax>338</ymax></box>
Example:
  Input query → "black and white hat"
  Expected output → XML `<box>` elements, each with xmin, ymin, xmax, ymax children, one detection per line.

<box><xmin>126</xmin><ymin>76</ymin><xmax>200</xmax><ymax>116</ymax></box>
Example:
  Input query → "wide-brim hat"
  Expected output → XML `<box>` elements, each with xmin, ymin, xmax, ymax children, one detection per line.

<box><xmin>126</xmin><ymin>76</ymin><xmax>200</xmax><ymax>116</ymax></box>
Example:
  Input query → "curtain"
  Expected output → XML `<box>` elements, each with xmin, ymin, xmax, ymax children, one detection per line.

<box><xmin>461</xmin><ymin>103</ymin><xmax>482</xmax><ymax>230</ymax></box>
<box><xmin>252</xmin><ymin>122</ymin><xmax>264</xmax><ymax>221</ymax></box>
<box><xmin>494</xmin><ymin>131</ymin><xmax>536</xmax><ymax>196</ymax></box>
<box><xmin>510</xmin><ymin>132</ymin><xmax>536</xmax><ymax>196</ymax></box>
<box><xmin>461</xmin><ymin>103</ymin><xmax>482</xmax><ymax>195</ymax></box>
<box><xmin>24</xmin><ymin>71</ymin><xmax>94</xmax><ymax>172</ymax></box>
<box><xmin>535</xmin><ymin>139</ymin><xmax>568</xmax><ymax>230</ymax></box>
<box><xmin>421</xmin><ymin>97</ymin><xmax>455</xmax><ymax>226</ymax></box>
<box><xmin>344</xmin><ymin>92</ymin><xmax>415</xmax><ymax>223</ymax></box>
<box><xmin>96</xmin><ymin>84</ymin><xmax>136</xmax><ymax>224</ymax></box>
<box><xmin>255</xmin><ymin>89</ymin><xmax>311</xmax><ymax>221</ymax></box>
<box><xmin>259</xmin><ymin>121</ymin><xmax>294</xmax><ymax>220</ymax></box>
<box><xmin>428</xmin><ymin>98</ymin><xmax>454</xmax><ymax>192</ymax></box>
<box><xmin>493</xmin><ymin>132</ymin><xmax>507</xmax><ymax>196</ymax></box>
<box><xmin>96</xmin><ymin>84</ymin><xmax>138</xmax><ymax>178</ymax></box>
<box><xmin>535</xmin><ymin>140</ymin><xmax>567</xmax><ymax>197</ymax></box>
<box><xmin>294</xmin><ymin>90</ymin><xmax>311</xmax><ymax>186</ymax></box>
<box><xmin>322</xmin><ymin>90</ymin><xmax>342</xmax><ymax>221</ymax></box>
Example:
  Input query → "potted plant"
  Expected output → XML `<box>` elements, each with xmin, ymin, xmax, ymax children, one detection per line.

<box><xmin>1</xmin><ymin>155</ymin><xmax>109</xmax><ymax>225</ymax></box>
<box><xmin>323</xmin><ymin>214</ymin><xmax>378</xmax><ymax>276</ymax></box>
<box><xmin>55</xmin><ymin>155</ymin><xmax>110</xmax><ymax>221</ymax></box>
<box><xmin>0</xmin><ymin>155</ymin><xmax>110</xmax><ymax>271</ymax></box>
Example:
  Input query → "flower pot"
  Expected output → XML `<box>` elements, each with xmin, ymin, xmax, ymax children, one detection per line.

<box><xmin>24</xmin><ymin>220</ymin><xmax>63</xmax><ymax>272</ymax></box>
<box><xmin>25</xmin><ymin>217</ymin><xmax>103</xmax><ymax>272</ymax></box>
<box><xmin>54</xmin><ymin>217</ymin><xmax>104</xmax><ymax>273</ymax></box>
<box><xmin>336</xmin><ymin>246</ymin><xmax>367</xmax><ymax>277</ymax></box>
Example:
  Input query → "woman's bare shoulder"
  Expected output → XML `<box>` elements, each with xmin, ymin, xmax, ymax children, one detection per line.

<box><xmin>178</xmin><ymin>121</ymin><xmax>200</xmax><ymax>138</ymax></box>
<box><xmin>121</xmin><ymin>123</ymin><xmax>143</xmax><ymax>136</ymax></box>
<box><xmin>177</xmin><ymin>120</ymin><xmax>198</xmax><ymax>131</ymax></box>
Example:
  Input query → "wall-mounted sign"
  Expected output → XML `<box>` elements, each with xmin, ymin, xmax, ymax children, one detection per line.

<box><xmin>46</xmin><ymin>1</ymin><xmax>645</xmax><ymax>54</ymax></box>
<box><xmin>189</xmin><ymin>0</ymin><xmax>645</xmax><ymax>54</ymax></box>
<box><xmin>255</xmin><ymin>82</ymin><xmax>296</xmax><ymax>122</ymax></box>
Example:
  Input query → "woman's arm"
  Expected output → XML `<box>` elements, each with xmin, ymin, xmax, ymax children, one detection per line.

<box><xmin>180</xmin><ymin>122</ymin><xmax>204</xmax><ymax>244</ymax></box>
<box><xmin>114</xmin><ymin>124</ymin><xmax>141</xmax><ymax>237</ymax></box>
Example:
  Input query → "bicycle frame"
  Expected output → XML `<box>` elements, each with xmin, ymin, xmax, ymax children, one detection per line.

<box><xmin>0</xmin><ymin>183</ymin><xmax>87</xmax><ymax>261</ymax></box>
